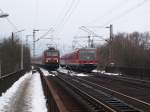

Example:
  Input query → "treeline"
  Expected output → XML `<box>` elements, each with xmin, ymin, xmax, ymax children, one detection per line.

<box><xmin>0</xmin><ymin>35</ymin><xmax>31</xmax><ymax>75</ymax></box>
<box><xmin>97</xmin><ymin>32</ymin><xmax>150</xmax><ymax>69</ymax></box>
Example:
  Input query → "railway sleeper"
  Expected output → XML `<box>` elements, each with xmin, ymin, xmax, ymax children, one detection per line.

<box><xmin>72</xmin><ymin>76</ymin><xmax>143</xmax><ymax>112</ymax></box>
<box><xmin>57</xmin><ymin>71</ymin><xmax>143</xmax><ymax>112</ymax></box>
<box><xmin>55</xmin><ymin>76</ymin><xmax>115</xmax><ymax>112</ymax></box>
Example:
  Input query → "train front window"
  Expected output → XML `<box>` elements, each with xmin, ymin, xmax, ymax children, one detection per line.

<box><xmin>46</xmin><ymin>51</ymin><xmax>58</xmax><ymax>56</ymax></box>
<box><xmin>79</xmin><ymin>50</ymin><xmax>96</xmax><ymax>60</ymax></box>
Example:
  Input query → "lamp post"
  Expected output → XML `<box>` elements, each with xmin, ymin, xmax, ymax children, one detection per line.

<box><xmin>106</xmin><ymin>24</ymin><xmax>113</xmax><ymax>64</ymax></box>
<box><xmin>0</xmin><ymin>11</ymin><xmax>9</xmax><ymax>77</ymax></box>
<box><xmin>25</xmin><ymin>35</ymin><xmax>32</xmax><ymax>47</ymax></box>
<box><xmin>0</xmin><ymin>46</ymin><xmax>1</xmax><ymax>77</ymax></box>
<box><xmin>0</xmin><ymin>13</ymin><xmax>9</xmax><ymax>18</ymax></box>
<box><xmin>32</xmin><ymin>28</ymin><xmax>53</xmax><ymax>58</ymax></box>
<box><xmin>13</xmin><ymin>29</ymin><xmax>25</xmax><ymax>70</ymax></box>
<box><xmin>33</xmin><ymin>29</ymin><xmax>39</xmax><ymax>58</ymax></box>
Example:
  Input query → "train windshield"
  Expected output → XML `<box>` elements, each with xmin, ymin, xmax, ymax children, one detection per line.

<box><xmin>79</xmin><ymin>50</ymin><xmax>96</xmax><ymax>60</ymax></box>
<box><xmin>46</xmin><ymin>51</ymin><xmax>59</xmax><ymax>56</ymax></box>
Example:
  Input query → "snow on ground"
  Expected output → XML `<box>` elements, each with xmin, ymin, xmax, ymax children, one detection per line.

<box><xmin>58</xmin><ymin>67</ymin><xmax>88</xmax><ymax>76</ymax></box>
<box><xmin>71</xmin><ymin>73</ymin><xmax>88</xmax><ymax>76</ymax></box>
<box><xmin>59</xmin><ymin>67</ymin><xmax>121</xmax><ymax>76</ymax></box>
<box><xmin>57</xmin><ymin>67</ymin><xmax>68</xmax><ymax>74</ymax></box>
<box><xmin>40</xmin><ymin>68</ymin><xmax>54</xmax><ymax>76</ymax></box>
<box><xmin>92</xmin><ymin>69</ymin><xmax>122</xmax><ymax>76</ymax></box>
<box><xmin>0</xmin><ymin>71</ymin><xmax>47</xmax><ymax>112</ymax></box>
<box><xmin>30</xmin><ymin>72</ymin><xmax>47</xmax><ymax>112</ymax></box>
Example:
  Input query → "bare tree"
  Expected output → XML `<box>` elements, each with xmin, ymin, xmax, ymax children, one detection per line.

<box><xmin>0</xmin><ymin>35</ymin><xmax>31</xmax><ymax>75</ymax></box>
<box><xmin>97</xmin><ymin>32</ymin><xmax>150</xmax><ymax>69</ymax></box>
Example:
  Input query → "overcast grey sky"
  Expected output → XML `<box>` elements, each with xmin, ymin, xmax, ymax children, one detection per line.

<box><xmin>0</xmin><ymin>0</ymin><xmax>150</xmax><ymax>56</ymax></box>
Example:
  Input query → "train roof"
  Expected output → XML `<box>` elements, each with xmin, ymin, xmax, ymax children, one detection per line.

<box><xmin>73</xmin><ymin>48</ymin><xmax>96</xmax><ymax>52</ymax></box>
<box><xmin>78</xmin><ymin>48</ymin><xmax>96</xmax><ymax>50</ymax></box>
<box><xmin>61</xmin><ymin>47</ymin><xmax>97</xmax><ymax>58</ymax></box>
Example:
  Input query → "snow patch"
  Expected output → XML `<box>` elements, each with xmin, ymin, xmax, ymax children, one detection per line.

<box><xmin>57</xmin><ymin>67</ymin><xmax>68</xmax><ymax>74</ymax></box>
<box><xmin>30</xmin><ymin>72</ymin><xmax>47</xmax><ymax>112</ymax></box>
<box><xmin>74</xmin><ymin>73</ymin><xmax>88</xmax><ymax>76</ymax></box>
<box><xmin>93</xmin><ymin>69</ymin><xmax>122</xmax><ymax>76</ymax></box>
<box><xmin>0</xmin><ymin>71</ymin><xmax>47</xmax><ymax>112</ymax></box>
<box><xmin>58</xmin><ymin>67</ymin><xmax>88</xmax><ymax>76</ymax></box>
<box><xmin>40</xmin><ymin>68</ymin><xmax>54</xmax><ymax>76</ymax></box>
<box><xmin>0</xmin><ymin>72</ymin><xmax>32</xmax><ymax>111</ymax></box>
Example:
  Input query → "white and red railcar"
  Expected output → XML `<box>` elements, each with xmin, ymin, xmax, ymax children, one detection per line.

<box><xmin>60</xmin><ymin>48</ymin><xmax>97</xmax><ymax>72</ymax></box>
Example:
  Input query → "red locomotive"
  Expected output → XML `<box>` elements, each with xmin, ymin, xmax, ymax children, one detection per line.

<box><xmin>33</xmin><ymin>47</ymin><xmax>60</xmax><ymax>70</ymax></box>
<box><xmin>42</xmin><ymin>47</ymin><xmax>60</xmax><ymax>69</ymax></box>
<box><xmin>60</xmin><ymin>48</ymin><xmax>97</xmax><ymax>72</ymax></box>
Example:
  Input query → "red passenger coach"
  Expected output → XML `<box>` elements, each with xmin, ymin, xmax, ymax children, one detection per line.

<box><xmin>42</xmin><ymin>47</ymin><xmax>60</xmax><ymax>70</ymax></box>
<box><xmin>60</xmin><ymin>48</ymin><xmax>97</xmax><ymax>72</ymax></box>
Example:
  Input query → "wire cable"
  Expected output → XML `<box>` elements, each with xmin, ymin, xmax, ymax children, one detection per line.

<box><xmin>39</xmin><ymin>0</ymin><xmax>80</xmax><ymax>40</ymax></box>
<box><xmin>6</xmin><ymin>18</ymin><xmax>18</xmax><ymax>31</ymax></box>
<box><xmin>54</xmin><ymin>0</ymin><xmax>76</xmax><ymax>29</ymax></box>
<box><xmin>35</xmin><ymin>28</ymin><xmax>54</xmax><ymax>42</ymax></box>
<box><xmin>33</xmin><ymin>0</ymin><xmax>39</xmax><ymax>29</ymax></box>
<box><xmin>103</xmin><ymin>0</ymin><xmax>149</xmax><ymax>26</ymax></box>
<box><xmin>86</xmin><ymin>0</ymin><xmax>129</xmax><ymax>26</ymax></box>
<box><xmin>55</xmin><ymin>0</ymin><xmax>80</xmax><ymax>36</ymax></box>
<box><xmin>35</xmin><ymin>0</ymin><xmax>75</xmax><ymax>40</ymax></box>
<box><xmin>0</xmin><ymin>8</ymin><xmax>18</xmax><ymax>31</ymax></box>
<box><xmin>54</xmin><ymin>0</ymin><xmax>78</xmax><ymax>34</ymax></box>
<box><xmin>0</xmin><ymin>8</ymin><xmax>3</xmax><ymax>13</ymax></box>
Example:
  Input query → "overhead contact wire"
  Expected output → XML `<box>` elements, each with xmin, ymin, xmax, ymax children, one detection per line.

<box><xmin>56</xmin><ymin>0</ymin><xmax>80</xmax><ymax>36</ymax></box>
<box><xmin>37</xmin><ymin>0</ymin><xmax>76</xmax><ymax>40</ymax></box>
<box><xmin>103</xmin><ymin>0</ymin><xmax>149</xmax><ymax>26</ymax></box>
<box><xmin>0</xmin><ymin>8</ymin><xmax>18</xmax><ymax>31</ymax></box>
<box><xmin>87</xmin><ymin>0</ymin><xmax>129</xmax><ymax>25</ymax></box>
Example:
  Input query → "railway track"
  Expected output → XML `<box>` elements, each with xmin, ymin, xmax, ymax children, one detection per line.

<box><xmin>54</xmin><ymin>71</ymin><xmax>144</xmax><ymax>112</ymax></box>
<box><xmin>92</xmin><ymin>72</ymin><xmax>150</xmax><ymax>89</ymax></box>
<box><xmin>49</xmin><ymin>76</ymin><xmax>88</xmax><ymax>112</ymax></box>
<box><xmin>74</xmin><ymin>76</ymin><xmax>150</xmax><ymax>111</ymax></box>
<box><xmin>82</xmin><ymin>74</ymin><xmax>150</xmax><ymax>104</ymax></box>
<box><xmin>39</xmin><ymin>68</ymin><xmax>150</xmax><ymax>112</ymax></box>
<box><xmin>53</xmin><ymin>75</ymin><xmax>116</xmax><ymax>112</ymax></box>
<box><xmin>0</xmin><ymin>69</ymin><xmax>26</xmax><ymax>95</ymax></box>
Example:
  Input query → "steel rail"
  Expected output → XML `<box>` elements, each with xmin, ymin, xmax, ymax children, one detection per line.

<box><xmin>38</xmin><ymin>68</ymin><xmax>68</xmax><ymax>112</ymax></box>
<box><xmin>0</xmin><ymin>69</ymin><xmax>26</xmax><ymax>96</ymax></box>
<box><xmin>52</xmin><ymin>76</ymin><xmax>97</xmax><ymax>112</ymax></box>
<box><xmin>0</xmin><ymin>70</ymin><xmax>25</xmax><ymax>79</ymax></box>
<box><xmin>93</xmin><ymin>73</ymin><xmax>150</xmax><ymax>88</ymax></box>
<box><xmin>75</xmin><ymin>76</ymin><xmax>150</xmax><ymax>111</ymax></box>
<box><xmin>56</xmin><ymin>74</ymin><xmax>117</xmax><ymax>112</ymax></box>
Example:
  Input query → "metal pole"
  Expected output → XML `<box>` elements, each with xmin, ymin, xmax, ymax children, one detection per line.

<box><xmin>33</xmin><ymin>30</ymin><xmax>36</xmax><ymax>58</ymax></box>
<box><xmin>26</xmin><ymin>36</ymin><xmax>28</xmax><ymax>47</ymax></box>
<box><xmin>13</xmin><ymin>30</ymin><xmax>25</xmax><ymax>70</ymax></box>
<box><xmin>33</xmin><ymin>30</ymin><xmax>39</xmax><ymax>58</ymax></box>
<box><xmin>0</xmin><ymin>42</ymin><xmax>1</xmax><ymax>77</ymax></box>
<box><xmin>21</xmin><ymin>33</ymin><xmax>23</xmax><ymax>70</ymax></box>
<box><xmin>0</xmin><ymin>60</ymin><xmax>1</xmax><ymax>77</ymax></box>
<box><xmin>88</xmin><ymin>35</ymin><xmax>91</xmax><ymax>47</ymax></box>
<box><xmin>25</xmin><ymin>35</ymin><xmax>33</xmax><ymax>47</ymax></box>
<box><xmin>109</xmin><ymin>24</ymin><xmax>113</xmax><ymax>63</ymax></box>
